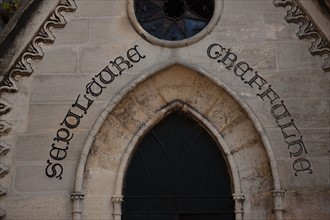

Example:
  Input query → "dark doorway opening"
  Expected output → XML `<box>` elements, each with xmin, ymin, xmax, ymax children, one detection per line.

<box><xmin>122</xmin><ymin>111</ymin><xmax>235</xmax><ymax>220</ymax></box>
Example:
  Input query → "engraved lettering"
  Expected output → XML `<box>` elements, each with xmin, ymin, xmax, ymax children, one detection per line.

<box><xmin>245</xmin><ymin>72</ymin><xmax>267</xmax><ymax>90</ymax></box>
<box><xmin>219</xmin><ymin>49</ymin><xmax>237</xmax><ymax>70</ymax></box>
<box><xmin>293</xmin><ymin>158</ymin><xmax>313</xmax><ymax>176</ymax></box>
<box><xmin>287</xmin><ymin>137</ymin><xmax>307</xmax><ymax>157</ymax></box>
<box><xmin>46</xmin><ymin>45</ymin><xmax>147</xmax><ymax>179</ymax></box>
<box><xmin>53</xmin><ymin>128</ymin><xmax>74</xmax><ymax>145</ymax></box>
<box><xmin>45</xmin><ymin>160</ymin><xmax>63</xmax><ymax>180</ymax></box>
<box><xmin>278</xmin><ymin>119</ymin><xmax>300</xmax><ymax>141</ymax></box>
<box><xmin>72</xmin><ymin>94</ymin><xmax>94</xmax><ymax>114</ymax></box>
<box><xmin>271</xmin><ymin>100</ymin><xmax>291</xmax><ymax>123</ymax></box>
<box><xmin>127</xmin><ymin>45</ymin><xmax>146</xmax><ymax>63</ymax></box>
<box><xmin>60</xmin><ymin>109</ymin><xmax>83</xmax><ymax>129</ymax></box>
<box><xmin>86</xmin><ymin>78</ymin><xmax>106</xmax><ymax>97</ymax></box>
<box><xmin>234</xmin><ymin>61</ymin><xmax>253</xmax><ymax>80</ymax></box>
<box><xmin>257</xmin><ymin>85</ymin><xmax>280</xmax><ymax>104</ymax></box>
<box><xmin>110</xmin><ymin>56</ymin><xmax>133</xmax><ymax>75</ymax></box>
<box><xmin>95</xmin><ymin>66</ymin><xmax>118</xmax><ymax>85</ymax></box>
<box><xmin>50</xmin><ymin>144</ymin><xmax>69</xmax><ymax>160</ymax></box>
<box><xmin>207</xmin><ymin>43</ymin><xmax>225</xmax><ymax>59</ymax></box>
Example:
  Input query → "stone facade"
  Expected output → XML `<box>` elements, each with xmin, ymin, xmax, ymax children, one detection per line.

<box><xmin>0</xmin><ymin>0</ymin><xmax>329</xmax><ymax>219</ymax></box>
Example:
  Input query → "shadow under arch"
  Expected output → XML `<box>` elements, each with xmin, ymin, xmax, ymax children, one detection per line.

<box><xmin>72</xmin><ymin>61</ymin><xmax>284</xmax><ymax>220</ymax></box>
<box><xmin>116</xmin><ymin>100</ymin><xmax>242</xmax><ymax>220</ymax></box>
<box><xmin>121</xmin><ymin>104</ymin><xmax>236</xmax><ymax>220</ymax></box>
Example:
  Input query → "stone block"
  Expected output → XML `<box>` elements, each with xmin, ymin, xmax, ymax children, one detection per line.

<box><xmin>221</xmin><ymin>116</ymin><xmax>261</xmax><ymax>153</ymax></box>
<box><xmin>83</xmin><ymin>167</ymin><xmax>116</xmax><ymax>196</ymax></box>
<box><xmin>216</xmin><ymin>14</ymin><xmax>266</xmax><ymax>43</ymax></box>
<box><xmin>83</xmin><ymin>195</ymin><xmax>113</xmax><ymax>220</ymax></box>
<box><xmin>285</xmin><ymin>99</ymin><xmax>329</xmax><ymax>128</ymax></box>
<box><xmin>231</xmin><ymin>43</ymin><xmax>277</xmax><ymax>70</ymax></box>
<box><xmin>298</xmin><ymin>129</ymin><xmax>330</xmax><ymax>157</ymax></box>
<box><xmin>4</xmin><ymin>195</ymin><xmax>71</xmax><ymax>219</ymax></box>
<box><xmin>243</xmin><ymin>97</ymin><xmax>281</xmax><ymax>128</ymax></box>
<box><xmin>278</xmin><ymin>157</ymin><xmax>329</xmax><ymax>188</ymax></box>
<box><xmin>52</xmin><ymin>18</ymin><xmax>90</xmax><ymax>44</ymax></box>
<box><xmin>262</xmin><ymin>69</ymin><xmax>330</xmax><ymax>99</ymax></box>
<box><xmin>265</xmin><ymin>128</ymin><xmax>295</xmax><ymax>158</ymax></box>
<box><xmin>16</xmin><ymin>132</ymin><xmax>87</xmax><ymax>162</ymax></box>
<box><xmin>285</xmin><ymin>190</ymin><xmax>330</xmax><ymax>220</ymax></box>
<box><xmin>188</xmin><ymin>39</ymin><xmax>225</xmax><ymax>68</ymax></box>
<box><xmin>30</xmin><ymin>74</ymin><xmax>92</xmax><ymax>102</ymax></box>
<box><xmin>131</xmin><ymin>80</ymin><xmax>166</xmax><ymax>115</ymax></box>
<box><xmin>223</xmin><ymin>0</ymin><xmax>277</xmax><ymax>15</ymax></box>
<box><xmin>74</xmin><ymin>0</ymin><xmax>125</xmax><ymax>18</ymax></box>
<box><xmin>206</xmin><ymin>92</ymin><xmax>245</xmax><ymax>131</ymax></box>
<box><xmin>79</xmin><ymin>45</ymin><xmax>129</xmax><ymax>73</ymax></box>
<box><xmin>276</xmin><ymin>41</ymin><xmax>324</xmax><ymax>70</ymax></box>
<box><xmin>33</xmin><ymin>46</ymin><xmax>78</xmax><ymax>74</ymax></box>
<box><xmin>28</xmin><ymin>102</ymin><xmax>106</xmax><ymax>133</ymax></box>
<box><xmin>266</xmin><ymin>127</ymin><xmax>329</xmax><ymax>159</ymax></box>
<box><xmin>91</xmin><ymin>116</ymin><xmax>133</xmax><ymax>171</ymax></box>
<box><xmin>91</xmin><ymin>17</ymin><xmax>139</xmax><ymax>44</ymax></box>
<box><xmin>112</xmin><ymin>95</ymin><xmax>150</xmax><ymax>134</ymax></box>
<box><xmin>263</xmin><ymin>13</ymin><xmax>299</xmax><ymax>41</ymax></box>
<box><xmin>14</xmin><ymin>163</ymin><xmax>76</xmax><ymax>192</ymax></box>
<box><xmin>151</xmin><ymin>65</ymin><xmax>197</xmax><ymax>89</ymax></box>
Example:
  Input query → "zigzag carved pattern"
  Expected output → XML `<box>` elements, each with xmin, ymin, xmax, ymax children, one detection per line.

<box><xmin>0</xmin><ymin>0</ymin><xmax>77</xmax><ymax>218</ymax></box>
<box><xmin>0</xmin><ymin>0</ymin><xmax>77</xmax><ymax>94</ymax></box>
<box><xmin>274</xmin><ymin>0</ymin><xmax>330</xmax><ymax>72</ymax></box>
<box><xmin>0</xmin><ymin>0</ymin><xmax>77</xmax><ymax>136</ymax></box>
<box><xmin>0</xmin><ymin>142</ymin><xmax>10</xmax><ymax>218</ymax></box>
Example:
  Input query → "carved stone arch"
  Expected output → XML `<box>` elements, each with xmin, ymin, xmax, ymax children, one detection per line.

<box><xmin>72</xmin><ymin>64</ymin><xmax>284</xmax><ymax>220</ymax></box>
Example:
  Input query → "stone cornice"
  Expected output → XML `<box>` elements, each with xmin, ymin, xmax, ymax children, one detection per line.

<box><xmin>274</xmin><ymin>0</ymin><xmax>330</xmax><ymax>72</ymax></box>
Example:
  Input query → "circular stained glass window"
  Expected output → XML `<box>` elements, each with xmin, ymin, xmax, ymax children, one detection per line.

<box><xmin>134</xmin><ymin>0</ymin><xmax>214</xmax><ymax>41</ymax></box>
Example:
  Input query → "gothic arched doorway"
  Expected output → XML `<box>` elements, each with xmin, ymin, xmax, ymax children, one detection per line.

<box><xmin>75</xmin><ymin>65</ymin><xmax>280</xmax><ymax>220</ymax></box>
<box><xmin>122</xmin><ymin>111</ymin><xmax>235</xmax><ymax>220</ymax></box>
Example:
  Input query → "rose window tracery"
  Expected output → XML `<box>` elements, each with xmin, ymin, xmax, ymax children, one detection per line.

<box><xmin>134</xmin><ymin>0</ymin><xmax>214</xmax><ymax>41</ymax></box>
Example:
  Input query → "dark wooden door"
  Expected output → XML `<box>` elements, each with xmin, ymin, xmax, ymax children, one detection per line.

<box><xmin>122</xmin><ymin>111</ymin><xmax>235</xmax><ymax>220</ymax></box>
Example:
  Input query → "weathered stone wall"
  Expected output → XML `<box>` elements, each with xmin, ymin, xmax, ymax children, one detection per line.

<box><xmin>0</xmin><ymin>0</ymin><xmax>329</xmax><ymax>219</ymax></box>
<box><xmin>83</xmin><ymin>65</ymin><xmax>274</xmax><ymax>219</ymax></box>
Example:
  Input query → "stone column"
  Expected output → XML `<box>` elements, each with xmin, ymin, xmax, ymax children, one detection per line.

<box><xmin>272</xmin><ymin>190</ymin><xmax>285</xmax><ymax>220</ymax></box>
<box><xmin>233</xmin><ymin>193</ymin><xmax>245</xmax><ymax>220</ymax></box>
<box><xmin>71</xmin><ymin>192</ymin><xmax>85</xmax><ymax>220</ymax></box>
<box><xmin>112</xmin><ymin>195</ymin><xmax>123</xmax><ymax>220</ymax></box>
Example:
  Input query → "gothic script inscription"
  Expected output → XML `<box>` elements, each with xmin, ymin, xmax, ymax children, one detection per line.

<box><xmin>45</xmin><ymin>45</ymin><xmax>146</xmax><ymax>180</ymax></box>
<box><xmin>207</xmin><ymin>43</ymin><xmax>313</xmax><ymax>176</ymax></box>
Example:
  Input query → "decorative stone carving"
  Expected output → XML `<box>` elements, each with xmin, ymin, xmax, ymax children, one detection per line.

<box><xmin>0</xmin><ymin>121</ymin><xmax>11</xmax><ymax>137</ymax></box>
<box><xmin>0</xmin><ymin>209</ymin><xmax>5</xmax><ymax>218</ymax></box>
<box><xmin>0</xmin><ymin>1</ymin><xmax>77</xmax><ymax>218</ymax></box>
<box><xmin>233</xmin><ymin>193</ymin><xmax>245</xmax><ymax>220</ymax></box>
<box><xmin>0</xmin><ymin>0</ymin><xmax>77</xmax><ymax>138</ymax></box>
<box><xmin>233</xmin><ymin>193</ymin><xmax>245</xmax><ymax>202</ymax></box>
<box><xmin>274</xmin><ymin>0</ymin><xmax>330</xmax><ymax>72</ymax></box>
<box><xmin>112</xmin><ymin>195</ymin><xmax>123</xmax><ymax>220</ymax></box>
<box><xmin>272</xmin><ymin>190</ymin><xmax>286</xmax><ymax>220</ymax></box>
<box><xmin>272</xmin><ymin>189</ymin><xmax>286</xmax><ymax>198</ymax></box>
<box><xmin>0</xmin><ymin>98</ymin><xmax>11</xmax><ymax>115</ymax></box>
<box><xmin>71</xmin><ymin>192</ymin><xmax>85</xmax><ymax>220</ymax></box>
<box><xmin>0</xmin><ymin>142</ymin><xmax>10</xmax><ymax>156</ymax></box>
<box><xmin>0</xmin><ymin>163</ymin><xmax>9</xmax><ymax>178</ymax></box>
<box><xmin>71</xmin><ymin>192</ymin><xmax>85</xmax><ymax>201</ymax></box>
<box><xmin>0</xmin><ymin>0</ymin><xmax>77</xmax><ymax>95</ymax></box>
<box><xmin>0</xmin><ymin>184</ymin><xmax>7</xmax><ymax>197</ymax></box>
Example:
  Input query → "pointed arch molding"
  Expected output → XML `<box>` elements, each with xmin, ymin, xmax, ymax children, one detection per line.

<box><xmin>0</xmin><ymin>0</ymin><xmax>77</xmax><ymax>218</ymax></box>
<box><xmin>73</xmin><ymin>64</ymin><xmax>284</xmax><ymax>220</ymax></box>
<box><xmin>273</xmin><ymin>0</ymin><xmax>330</xmax><ymax>72</ymax></box>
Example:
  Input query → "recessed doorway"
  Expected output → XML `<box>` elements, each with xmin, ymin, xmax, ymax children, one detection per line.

<box><xmin>122</xmin><ymin>111</ymin><xmax>235</xmax><ymax>220</ymax></box>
